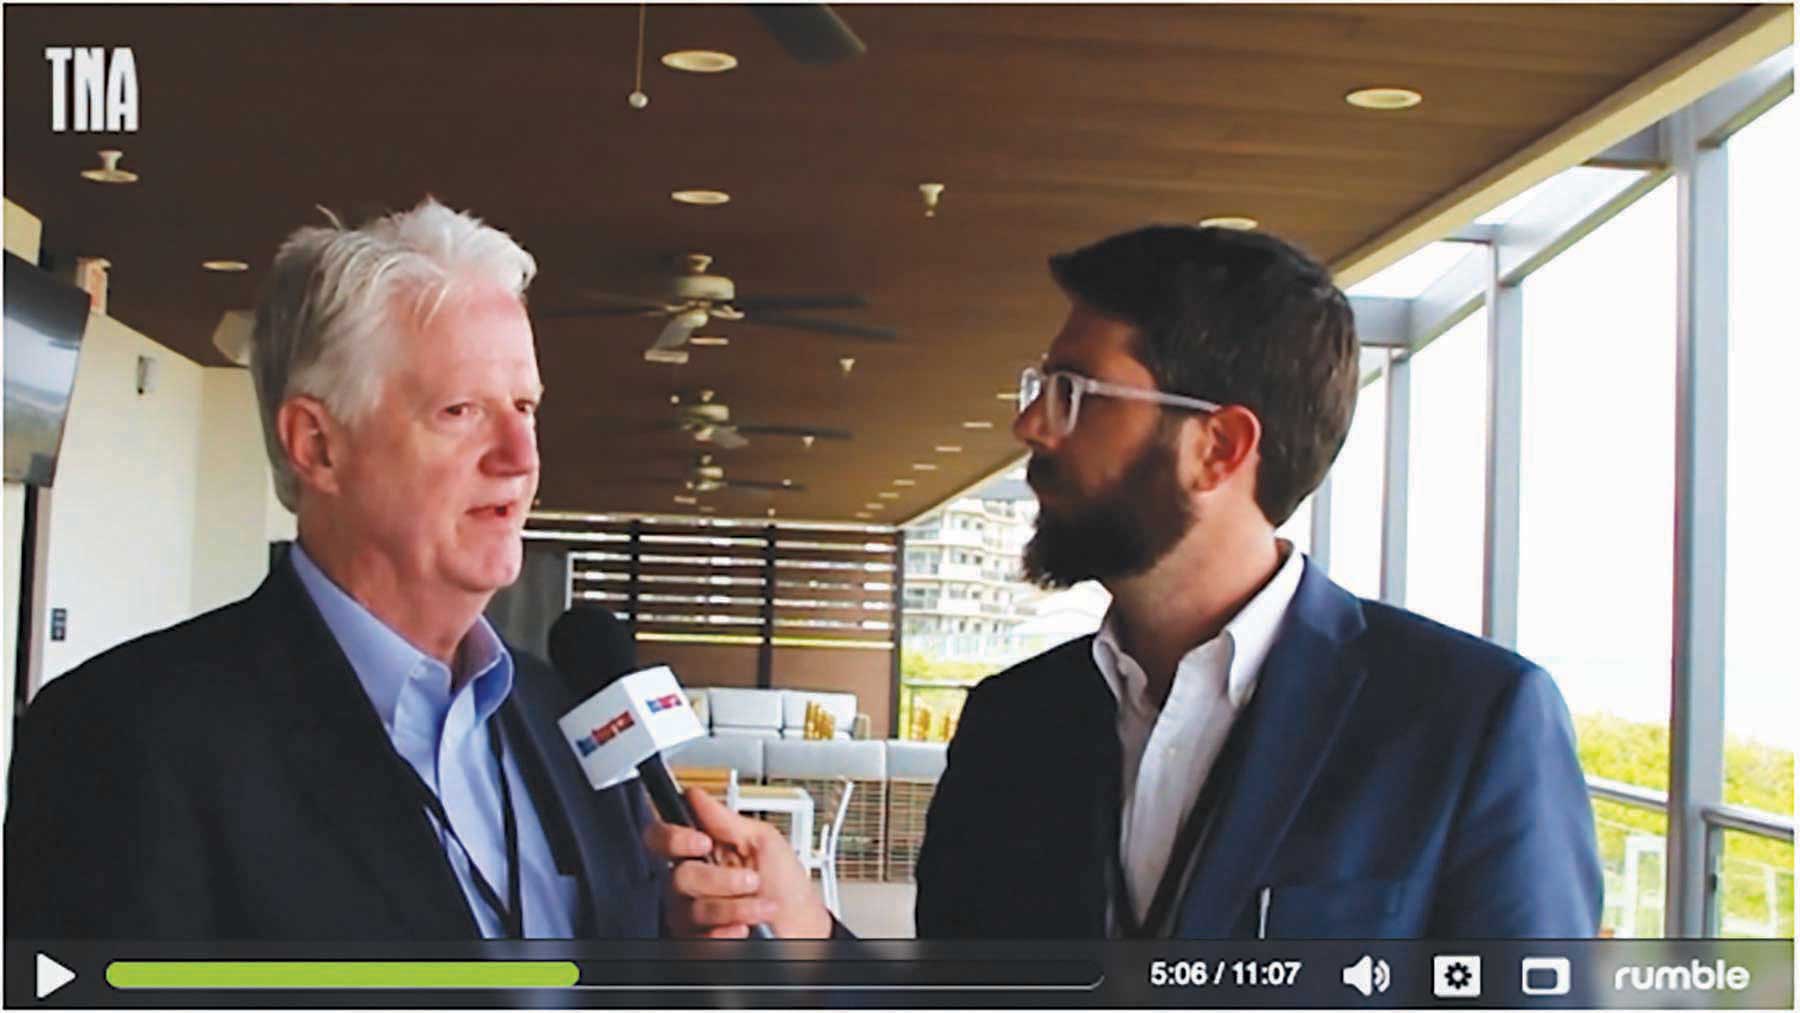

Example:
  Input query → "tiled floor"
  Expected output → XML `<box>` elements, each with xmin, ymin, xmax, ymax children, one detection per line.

<box><xmin>835</xmin><ymin>881</ymin><xmax>917</xmax><ymax>939</ymax></box>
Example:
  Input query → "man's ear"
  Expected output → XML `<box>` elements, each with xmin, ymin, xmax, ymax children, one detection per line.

<box><xmin>276</xmin><ymin>396</ymin><xmax>347</xmax><ymax>498</ymax></box>
<box><xmin>1183</xmin><ymin>405</ymin><xmax>1262</xmax><ymax>495</ymax></box>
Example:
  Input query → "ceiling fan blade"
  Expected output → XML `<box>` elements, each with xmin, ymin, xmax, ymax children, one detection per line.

<box><xmin>730</xmin><ymin>293</ymin><xmax>868</xmax><ymax>312</ymax></box>
<box><xmin>727</xmin><ymin>479</ymin><xmax>807</xmax><ymax>493</ymax></box>
<box><xmin>708</xmin><ymin>425</ymin><xmax>751</xmax><ymax>450</ymax></box>
<box><xmin>535</xmin><ymin>304</ymin><xmax>668</xmax><ymax>320</ymax></box>
<box><xmin>592</xmin><ymin>419</ymin><xmax>683</xmax><ymax>435</ymax></box>
<box><xmin>590</xmin><ymin>477</ymin><xmax>686</xmax><ymax>488</ymax></box>
<box><xmin>733</xmin><ymin>423</ymin><xmax>853</xmax><ymax>441</ymax></box>
<box><xmin>652</xmin><ymin>311</ymin><xmax>705</xmax><ymax>351</ymax></box>
<box><xmin>740</xmin><ymin>312</ymin><xmax>899</xmax><ymax>342</ymax></box>
<box><xmin>748</xmin><ymin>4</ymin><xmax>866</xmax><ymax>64</ymax></box>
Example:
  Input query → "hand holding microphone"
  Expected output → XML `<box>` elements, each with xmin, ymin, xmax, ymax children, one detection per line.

<box><xmin>549</xmin><ymin>606</ymin><xmax>831</xmax><ymax>939</ymax></box>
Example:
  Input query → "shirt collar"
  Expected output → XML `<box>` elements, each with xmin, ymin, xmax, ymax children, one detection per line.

<box><xmin>1092</xmin><ymin>539</ymin><xmax>1307</xmax><ymax>713</ymax></box>
<box><xmin>288</xmin><ymin>542</ymin><xmax>513</xmax><ymax>731</ymax></box>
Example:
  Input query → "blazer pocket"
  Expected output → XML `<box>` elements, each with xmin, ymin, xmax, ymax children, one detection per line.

<box><xmin>1262</xmin><ymin>877</ymin><xmax>1427</xmax><ymax>939</ymax></box>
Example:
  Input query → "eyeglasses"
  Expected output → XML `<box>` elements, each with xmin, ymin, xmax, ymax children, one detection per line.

<box><xmin>1018</xmin><ymin>366</ymin><xmax>1222</xmax><ymax>437</ymax></box>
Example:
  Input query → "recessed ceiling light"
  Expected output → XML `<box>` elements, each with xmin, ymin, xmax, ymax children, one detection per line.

<box><xmin>673</xmin><ymin>495</ymin><xmax>698</xmax><ymax>505</ymax></box>
<box><xmin>662</xmin><ymin>49</ymin><xmax>738</xmax><ymax>73</ymax></box>
<box><xmin>698</xmin><ymin>505</ymin><xmax>716</xmax><ymax>514</ymax></box>
<box><xmin>81</xmin><ymin>149</ymin><xmax>137</xmax><ymax>184</ymax></box>
<box><xmin>879</xmin><ymin>492</ymin><xmax>901</xmax><ymax>499</ymax></box>
<box><xmin>912</xmin><ymin>463</ymin><xmax>938</xmax><ymax>471</ymax></box>
<box><xmin>864</xmin><ymin>502</ymin><xmax>886</xmax><ymax>510</ymax></box>
<box><xmin>689</xmin><ymin>335</ymin><xmax>730</xmax><ymax>346</ymax></box>
<box><xmin>962</xmin><ymin>420</ymin><xmax>995</xmax><ymax>430</ymax></box>
<box><xmin>781</xmin><ymin>478</ymin><xmax>794</xmax><ymax>487</ymax></box>
<box><xmin>202</xmin><ymin>259</ymin><xmax>249</xmax><ymax>272</ymax></box>
<box><xmin>1345</xmin><ymin>87</ymin><xmax>1423</xmax><ymax>111</ymax></box>
<box><xmin>766</xmin><ymin>508</ymin><xmax>777</xmax><ymax>517</ymax></box>
<box><xmin>1199</xmin><ymin>216</ymin><xmax>1259</xmax><ymax>231</ymax></box>
<box><xmin>995</xmin><ymin>391</ymin><xmax>1016</xmax><ymax>401</ymax></box>
<box><xmin>892</xmin><ymin>478</ymin><xmax>917</xmax><ymax>487</ymax></box>
<box><xmin>934</xmin><ymin>445</ymin><xmax>963</xmax><ymax>453</ymax></box>
<box><xmin>855</xmin><ymin>511</ymin><xmax>873</xmax><ymax>519</ymax></box>
<box><xmin>672</xmin><ymin>189</ymin><xmax>731</xmax><ymax>206</ymax></box>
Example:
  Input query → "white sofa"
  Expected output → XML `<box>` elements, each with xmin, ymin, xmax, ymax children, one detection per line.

<box><xmin>667</xmin><ymin>733</ymin><xmax>766</xmax><ymax>781</ymax></box>
<box><xmin>691</xmin><ymin>686</ymin><xmax>857</xmax><ymax>740</ymax></box>
<box><xmin>706</xmin><ymin>687</ymin><xmax>785</xmax><ymax>738</ymax></box>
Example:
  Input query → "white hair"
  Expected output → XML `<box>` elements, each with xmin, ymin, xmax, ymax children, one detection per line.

<box><xmin>249</xmin><ymin>197</ymin><xmax>538</xmax><ymax>511</ymax></box>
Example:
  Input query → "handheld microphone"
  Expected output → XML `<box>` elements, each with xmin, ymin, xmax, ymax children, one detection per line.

<box><xmin>549</xmin><ymin>605</ymin><xmax>776</xmax><ymax>939</ymax></box>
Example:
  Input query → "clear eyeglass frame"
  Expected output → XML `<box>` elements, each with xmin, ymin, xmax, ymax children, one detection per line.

<box><xmin>1017</xmin><ymin>365</ymin><xmax>1223</xmax><ymax>436</ymax></box>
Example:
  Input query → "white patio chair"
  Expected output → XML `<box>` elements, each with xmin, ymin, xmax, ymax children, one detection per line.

<box><xmin>798</xmin><ymin>779</ymin><xmax>855</xmax><ymax>917</ymax></box>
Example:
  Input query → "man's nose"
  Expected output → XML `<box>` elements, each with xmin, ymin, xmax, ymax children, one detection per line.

<box><xmin>1012</xmin><ymin>391</ymin><xmax>1059</xmax><ymax>455</ymax></box>
<box><xmin>486</xmin><ymin>408</ymin><xmax>539</xmax><ymax>476</ymax></box>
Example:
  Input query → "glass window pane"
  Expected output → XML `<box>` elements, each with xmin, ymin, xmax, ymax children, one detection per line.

<box><xmin>1717</xmin><ymin>829</ymin><xmax>1794</xmax><ymax>938</ymax></box>
<box><xmin>1724</xmin><ymin>95</ymin><xmax>1797</xmax><ymax>816</ymax></box>
<box><xmin>1348</xmin><ymin>242</ymin><xmax>1477</xmax><ymax>298</ymax></box>
<box><xmin>1405</xmin><ymin>308</ymin><xmax>1489</xmax><ymax>635</ymax></box>
<box><xmin>1518</xmin><ymin>180</ymin><xmax>1676</xmax><ymax>790</ymax></box>
<box><xmin>1327</xmin><ymin>370</ymin><xmax>1387</xmax><ymax>599</ymax></box>
<box><xmin>1593</xmin><ymin>799</ymin><xmax>1667</xmax><ymax>938</ymax></box>
<box><xmin>1276</xmin><ymin>494</ymin><xmax>1312</xmax><ymax>557</ymax></box>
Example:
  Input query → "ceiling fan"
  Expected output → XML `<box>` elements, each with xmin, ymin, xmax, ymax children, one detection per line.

<box><xmin>665</xmin><ymin>389</ymin><xmax>851</xmax><ymax>450</ymax></box>
<box><xmin>543</xmin><ymin>253</ymin><xmax>899</xmax><ymax>363</ymax></box>
<box><xmin>607</xmin><ymin>454</ymin><xmax>805</xmax><ymax>495</ymax></box>
<box><xmin>751</xmin><ymin>5</ymin><xmax>867</xmax><ymax>64</ymax></box>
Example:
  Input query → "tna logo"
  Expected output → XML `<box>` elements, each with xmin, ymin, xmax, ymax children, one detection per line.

<box><xmin>572</xmin><ymin>711</ymin><xmax>636</xmax><ymax>757</ymax></box>
<box><xmin>646</xmin><ymin>693</ymin><xmax>685</xmax><ymax>714</ymax></box>
<box><xmin>45</xmin><ymin>47</ymin><xmax>139</xmax><ymax>133</ymax></box>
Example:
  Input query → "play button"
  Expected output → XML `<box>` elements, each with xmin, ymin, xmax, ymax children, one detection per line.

<box><xmin>36</xmin><ymin>953</ymin><xmax>75</xmax><ymax>999</ymax></box>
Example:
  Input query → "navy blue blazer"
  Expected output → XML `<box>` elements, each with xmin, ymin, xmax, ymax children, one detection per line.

<box><xmin>915</xmin><ymin>560</ymin><xmax>1602</xmax><ymax>938</ymax></box>
<box><xmin>5</xmin><ymin>558</ymin><xmax>664</xmax><ymax>940</ymax></box>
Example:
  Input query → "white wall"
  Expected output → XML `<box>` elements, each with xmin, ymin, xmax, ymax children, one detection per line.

<box><xmin>4</xmin><ymin>198</ymin><xmax>45</xmax><ymax>766</ymax></box>
<box><xmin>192</xmin><ymin>368</ymin><xmax>279</xmax><ymax>614</ymax></box>
<box><xmin>5</xmin><ymin>194</ymin><xmax>286</xmax><ymax>697</ymax></box>
<box><xmin>3</xmin><ymin>480</ymin><xmax>24</xmax><ymax>773</ymax></box>
<box><xmin>38</xmin><ymin>313</ymin><xmax>208</xmax><ymax>678</ymax></box>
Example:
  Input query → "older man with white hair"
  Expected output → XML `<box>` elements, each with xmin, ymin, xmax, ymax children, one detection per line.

<box><xmin>5</xmin><ymin>199</ymin><xmax>665</xmax><ymax>940</ymax></box>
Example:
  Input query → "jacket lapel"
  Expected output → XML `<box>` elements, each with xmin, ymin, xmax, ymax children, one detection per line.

<box><xmin>1070</xmin><ymin>648</ymin><xmax>1123</xmax><ymax>936</ymax></box>
<box><xmin>1172</xmin><ymin>562</ymin><xmax>1369</xmax><ymax>937</ymax></box>
<box><xmin>252</xmin><ymin>561</ymin><xmax>478</xmax><ymax>938</ymax></box>
<box><xmin>500</xmin><ymin>656</ymin><xmax>632</xmax><ymax>936</ymax></box>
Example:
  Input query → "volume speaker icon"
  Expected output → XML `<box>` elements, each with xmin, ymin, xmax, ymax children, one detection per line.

<box><xmin>1342</xmin><ymin>954</ymin><xmax>1391</xmax><ymax>997</ymax></box>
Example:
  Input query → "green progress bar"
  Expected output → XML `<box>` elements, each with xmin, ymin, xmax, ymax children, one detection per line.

<box><xmin>106</xmin><ymin>961</ymin><xmax>580</xmax><ymax>989</ymax></box>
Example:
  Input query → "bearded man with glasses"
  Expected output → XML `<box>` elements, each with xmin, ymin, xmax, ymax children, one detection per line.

<box><xmin>648</xmin><ymin>225</ymin><xmax>1601</xmax><ymax>942</ymax></box>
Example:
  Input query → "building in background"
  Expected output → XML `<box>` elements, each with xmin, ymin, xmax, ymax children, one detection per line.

<box><xmin>898</xmin><ymin>468</ymin><xmax>1109</xmax><ymax>740</ymax></box>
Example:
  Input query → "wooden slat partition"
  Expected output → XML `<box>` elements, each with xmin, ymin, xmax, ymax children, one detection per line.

<box><xmin>527</xmin><ymin>513</ymin><xmax>899</xmax><ymax>722</ymax></box>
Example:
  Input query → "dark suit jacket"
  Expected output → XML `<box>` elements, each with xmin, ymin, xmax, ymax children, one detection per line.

<box><xmin>5</xmin><ymin>559</ymin><xmax>664</xmax><ymax>940</ymax></box>
<box><xmin>915</xmin><ymin>561</ymin><xmax>1602</xmax><ymax>938</ymax></box>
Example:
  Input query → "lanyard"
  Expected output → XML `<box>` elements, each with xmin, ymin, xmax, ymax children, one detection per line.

<box><xmin>401</xmin><ymin>721</ymin><xmax>523</xmax><ymax>938</ymax></box>
<box><xmin>1112</xmin><ymin>705</ymin><xmax>1255</xmax><ymax>939</ymax></box>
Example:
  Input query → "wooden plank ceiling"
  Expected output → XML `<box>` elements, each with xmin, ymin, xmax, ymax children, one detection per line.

<box><xmin>2</xmin><ymin>4</ymin><xmax>1751</xmax><ymax>522</ymax></box>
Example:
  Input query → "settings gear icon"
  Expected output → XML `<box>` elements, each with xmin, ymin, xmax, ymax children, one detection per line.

<box><xmin>1432</xmin><ymin>954</ymin><xmax>1482</xmax><ymax>997</ymax></box>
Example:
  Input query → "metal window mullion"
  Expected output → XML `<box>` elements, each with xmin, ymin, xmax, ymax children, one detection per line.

<box><xmin>1379</xmin><ymin>354</ymin><xmax>1411</xmax><ymax>606</ymax></box>
<box><xmin>1308</xmin><ymin>474</ymin><xmax>1332</xmax><ymax>573</ymax></box>
<box><xmin>1702</xmin><ymin>822</ymin><xmax>1726</xmax><ymax>936</ymax></box>
<box><xmin>1484</xmin><ymin>247</ymin><xmax>1525</xmax><ymax>648</ymax></box>
<box><xmin>1664</xmin><ymin>106</ymin><xmax>1730</xmax><ymax>939</ymax></box>
<box><xmin>890</xmin><ymin>529</ymin><xmax>905</xmax><ymax>739</ymax></box>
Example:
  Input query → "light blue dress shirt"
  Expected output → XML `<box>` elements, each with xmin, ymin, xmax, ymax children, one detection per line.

<box><xmin>289</xmin><ymin>544</ymin><xmax>578</xmax><ymax>938</ymax></box>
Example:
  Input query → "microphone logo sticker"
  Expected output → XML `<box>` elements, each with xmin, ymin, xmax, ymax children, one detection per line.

<box><xmin>573</xmin><ymin>711</ymin><xmax>636</xmax><ymax>756</ymax></box>
<box><xmin>645</xmin><ymin>693</ymin><xmax>685</xmax><ymax>714</ymax></box>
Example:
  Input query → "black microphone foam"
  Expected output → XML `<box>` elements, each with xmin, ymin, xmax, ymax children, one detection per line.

<box><xmin>546</xmin><ymin>604</ymin><xmax>776</xmax><ymax>937</ymax></box>
<box><xmin>548</xmin><ymin>604</ymin><xmax>638</xmax><ymax>697</ymax></box>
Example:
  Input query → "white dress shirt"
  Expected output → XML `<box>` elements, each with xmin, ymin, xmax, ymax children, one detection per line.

<box><xmin>1092</xmin><ymin>541</ymin><xmax>1305</xmax><ymax>931</ymax></box>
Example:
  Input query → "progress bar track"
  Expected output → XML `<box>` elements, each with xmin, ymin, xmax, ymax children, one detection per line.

<box><xmin>102</xmin><ymin>959</ymin><xmax>1104</xmax><ymax>992</ymax></box>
